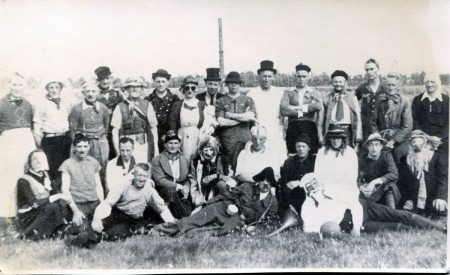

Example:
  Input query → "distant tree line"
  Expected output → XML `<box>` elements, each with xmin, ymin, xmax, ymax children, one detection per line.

<box><xmin>2</xmin><ymin>71</ymin><xmax>449</xmax><ymax>90</ymax></box>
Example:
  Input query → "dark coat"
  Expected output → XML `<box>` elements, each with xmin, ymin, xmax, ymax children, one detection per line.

<box><xmin>195</xmin><ymin>92</ymin><xmax>225</xmax><ymax>104</ymax></box>
<box><xmin>412</xmin><ymin>92</ymin><xmax>449</xmax><ymax>141</ymax></box>
<box><xmin>398</xmin><ymin>150</ymin><xmax>448</xmax><ymax>209</ymax></box>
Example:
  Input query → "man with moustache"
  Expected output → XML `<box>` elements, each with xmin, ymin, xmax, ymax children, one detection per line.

<box><xmin>68</xmin><ymin>80</ymin><xmax>110</xmax><ymax>178</ymax></box>
<box><xmin>0</xmin><ymin>73</ymin><xmax>36</xmax><ymax>223</ymax></box>
<box><xmin>215</xmin><ymin>71</ymin><xmax>257</xmax><ymax>170</ymax></box>
<box><xmin>355</xmin><ymin>59</ymin><xmax>387</xmax><ymax>143</ymax></box>
<box><xmin>398</xmin><ymin>130</ymin><xmax>447</xmax><ymax>216</ymax></box>
<box><xmin>145</xmin><ymin>69</ymin><xmax>179</xmax><ymax>153</ymax></box>
<box><xmin>322</xmin><ymin>70</ymin><xmax>363</xmax><ymax>153</ymax></box>
<box><xmin>371</xmin><ymin>73</ymin><xmax>413</xmax><ymax>164</ymax></box>
<box><xmin>111</xmin><ymin>77</ymin><xmax>158</xmax><ymax>163</ymax></box>
<box><xmin>281</xmin><ymin>63</ymin><xmax>324</xmax><ymax>156</ymax></box>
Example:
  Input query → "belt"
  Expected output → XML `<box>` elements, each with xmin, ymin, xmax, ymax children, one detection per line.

<box><xmin>79</xmin><ymin>133</ymin><xmax>105</xmax><ymax>140</ymax></box>
<box><xmin>44</xmin><ymin>132</ymin><xmax>68</xmax><ymax>137</ymax></box>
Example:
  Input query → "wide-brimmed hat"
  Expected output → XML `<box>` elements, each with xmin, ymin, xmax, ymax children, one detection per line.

<box><xmin>163</xmin><ymin>130</ymin><xmax>181</xmax><ymax>143</ymax></box>
<box><xmin>95</xmin><ymin>66</ymin><xmax>112</xmax><ymax>81</ymax></box>
<box><xmin>295</xmin><ymin>63</ymin><xmax>311</xmax><ymax>73</ymax></box>
<box><xmin>331</xmin><ymin>70</ymin><xmax>349</xmax><ymax>80</ymax></box>
<box><xmin>204</xmin><ymin>68</ymin><xmax>221</xmax><ymax>82</ymax></box>
<box><xmin>364</xmin><ymin>133</ymin><xmax>387</xmax><ymax>146</ymax></box>
<box><xmin>325</xmin><ymin>124</ymin><xmax>347</xmax><ymax>139</ymax></box>
<box><xmin>252</xmin><ymin>167</ymin><xmax>276</xmax><ymax>186</ymax></box>
<box><xmin>257</xmin><ymin>60</ymin><xmax>277</xmax><ymax>75</ymax></box>
<box><xmin>180</xmin><ymin>75</ymin><xmax>198</xmax><ymax>91</ymax></box>
<box><xmin>409</xmin><ymin>129</ymin><xmax>442</xmax><ymax>150</ymax></box>
<box><xmin>152</xmin><ymin>69</ymin><xmax>171</xmax><ymax>80</ymax></box>
<box><xmin>225</xmin><ymin>71</ymin><xmax>244</xmax><ymax>84</ymax></box>
<box><xmin>122</xmin><ymin>77</ymin><xmax>147</xmax><ymax>88</ymax></box>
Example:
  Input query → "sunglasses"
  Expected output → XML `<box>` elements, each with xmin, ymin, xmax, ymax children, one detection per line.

<box><xmin>183</xmin><ymin>86</ymin><xmax>197</xmax><ymax>92</ymax></box>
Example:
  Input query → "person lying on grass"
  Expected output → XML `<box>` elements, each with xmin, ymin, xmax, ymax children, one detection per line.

<box><xmin>297</xmin><ymin>173</ymin><xmax>446</xmax><ymax>235</ymax></box>
<box><xmin>153</xmin><ymin>167</ymin><xmax>279</xmax><ymax>237</ymax></box>
<box><xmin>65</xmin><ymin>163</ymin><xmax>175</xmax><ymax>248</ymax></box>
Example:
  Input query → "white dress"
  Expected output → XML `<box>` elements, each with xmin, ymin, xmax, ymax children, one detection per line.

<box><xmin>246</xmin><ymin>86</ymin><xmax>287</xmax><ymax>160</ymax></box>
<box><xmin>179</xmin><ymin>99</ymin><xmax>200</xmax><ymax>163</ymax></box>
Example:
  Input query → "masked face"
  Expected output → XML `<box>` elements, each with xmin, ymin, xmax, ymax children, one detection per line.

<box><xmin>201</xmin><ymin>147</ymin><xmax>215</xmax><ymax>160</ymax></box>
<box><xmin>410</xmin><ymin>137</ymin><xmax>426</xmax><ymax>153</ymax></box>
<box><xmin>305</xmin><ymin>178</ymin><xmax>322</xmax><ymax>197</ymax></box>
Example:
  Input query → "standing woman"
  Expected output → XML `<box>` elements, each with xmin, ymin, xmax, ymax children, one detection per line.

<box><xmin>16</xmin><ymin>150</ymin><xmax>70</xmax><ymax>240</ymax></box>
<box><xmin>168</xmin><ymin>75</ymin><xmax>205</xmax><ymax>162</ymax></box>
<box><xmin>0</xmin><ymin>73</ymin><xmax>36</xmax><ymax>221</ymax></box>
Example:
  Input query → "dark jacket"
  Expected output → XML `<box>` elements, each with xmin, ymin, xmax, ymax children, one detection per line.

<box><xmin>398</xmin><ymin>150</ymin><xmax>448</xmax><ymax>209</ymax></box>
<box><xmin>412</xmin><ymin>92</ymin><xmax>449</xmax><ymax>141</ymax></box>
<box><xmin>196</xmin><ymin>92</ymin><xmax>225</xmax><ymax>104</ymax></box>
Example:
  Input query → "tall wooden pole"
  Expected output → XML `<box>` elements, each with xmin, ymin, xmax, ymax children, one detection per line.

<box><xmin>218</xmin><ymin>18</ymin><xmax>225</xmax><ymax>93</ymax></box>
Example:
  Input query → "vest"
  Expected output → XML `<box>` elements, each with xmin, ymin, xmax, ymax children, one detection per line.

<box><xmin>119</xmin><ymin>99</ymin><xmax>149</xmax><ymax>135</ymax></box>
<box><xmin>20</xmin><ymin>174</ymin><xmax>50</xmax><ymax>201</ymax></box>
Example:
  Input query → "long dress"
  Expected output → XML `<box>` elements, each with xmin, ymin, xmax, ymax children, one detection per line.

<box><xmin>179</xmin><ymin>99</ymin><xmax>201</xmax><ymax>163</ymax></box>
<box><xmin>247</xmin><ymin>86</ymin><xmax>287</xmax><ymax>160</ymax></box>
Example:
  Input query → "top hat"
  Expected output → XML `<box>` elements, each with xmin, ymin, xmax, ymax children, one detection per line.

<box><xmin>95</xmin><ymin>66</ymin><xmax>112</xmax><ymax>81</ymax></box>
<box><xmin>224</xmin><ymin>71</ymin><xmax>244</xmax><ymax>84</ymax></box>
<box><xmin>204</xmin><ymin>68</ymin><xmax>221</xmax><ymax>82</ymax></box>
<box><xmin>295</xmin><ymin>63</ymin><xmax>311</xmax><ymax>73</ymax></box>
<box><xmin>257</xmin><ymin>60</ymin><xmax>277</xmax><ymax>75</ymax></box>
<box><xmin>331</xmin><ymin>70</ymin><xmax>349</xmax><ymax>80</ymax></box>
<box><xmin>152</xmin><ymin>69</ymin><xmax>171</xmax><ymax>80</ymax></box>
<box><xmin>325</xmin><ymin>124</ymin><xmax>347</xmax><ymax>139</ymax></box>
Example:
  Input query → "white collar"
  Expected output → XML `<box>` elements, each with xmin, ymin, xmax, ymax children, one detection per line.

<box><xmin>421</xmin><ymin>91</ymin><xmax>443</xmax><ymax>102</ymax></box>
<box><xmin>82</xmin><ymin>101</ymin><xmax>99</xmax><ymax>110</ymax></box>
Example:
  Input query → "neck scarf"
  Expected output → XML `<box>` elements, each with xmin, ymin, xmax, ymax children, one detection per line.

<box><xmin>8</xmin><ymin>95</ymin><xmax>23</xmax><ymax>106</ymax></box>
<box><xmin>46</xmin><ymin>94</ymin><xmax>61</xmax><ymax>110</ymax></box>
<box><xmin>166</xmin><ymin>150</ymin><xmax>182</xmax><ymax>161</ymax></box>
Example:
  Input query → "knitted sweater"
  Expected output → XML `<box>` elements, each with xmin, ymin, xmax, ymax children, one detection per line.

<box><xmin>0</xmin><ymin>96</ymin><xmax>33</xmax><ymax>134</ymax></box>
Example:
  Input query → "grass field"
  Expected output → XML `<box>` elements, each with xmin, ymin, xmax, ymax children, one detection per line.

<box><xmin>0</xmin><ymin>225</ymin><xmax>447</xmax><ymax>272</ymax></box>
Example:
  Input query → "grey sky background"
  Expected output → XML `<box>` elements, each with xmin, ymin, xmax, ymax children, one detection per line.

<box><xmin>1</xmin><ymin>0</ymin><xmax>449</xmax><ymax>81</ymax></box>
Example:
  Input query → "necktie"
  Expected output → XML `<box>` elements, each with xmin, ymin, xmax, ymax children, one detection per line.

<box><xmin>210</xmin><ymin>96</ymin><xmax>214</xmax><ymax>106</ymax></box>
<box><xmin>336</xmin><ymin>95</ymin><xmax>344</xmax><ymax>121</ymax></box>
<box><xmin>84</xmin><ymin>99</ymin><xmax>99</xmax><ymax>114</ymax></box>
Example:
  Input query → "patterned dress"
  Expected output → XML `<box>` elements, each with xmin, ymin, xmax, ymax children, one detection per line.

<box><xmin>215</xmin><ymin>94</ymin><xmax>256</xmax><ymax>170</ymax></box>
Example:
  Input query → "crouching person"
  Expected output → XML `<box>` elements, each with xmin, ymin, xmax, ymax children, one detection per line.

<box><xmin>189</xmin><ymin>136</ymin><xmax>236</xmax><ymax>210</ymax></box>
<box><xmin>16</xmin><ymin>150</ymin><xmax>70</xmax><ymax>240</ymax></box>
<box><xmin>153</xmin><ymin>167</ymin><xmax>279</xmax><ymax>237</ymax></box>
<box><xmin>67</xmin><ymin>163</ymin><xmax>175</xmax><ymax>248</ymax></box>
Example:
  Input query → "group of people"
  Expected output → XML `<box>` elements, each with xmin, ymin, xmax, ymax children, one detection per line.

<box><xmin>0</xmin><ymin>58</ymin><xmax>447</xmax><ymax>247</ymax></box>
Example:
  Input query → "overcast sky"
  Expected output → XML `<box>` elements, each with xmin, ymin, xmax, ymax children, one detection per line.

<box><xmin>1</xmin><ymin>0</ymin><xmax>449</xmax><ymax>81</ymax></box>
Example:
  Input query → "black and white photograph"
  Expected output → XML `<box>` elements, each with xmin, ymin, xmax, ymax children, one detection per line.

<box><xmin>0</xmin><ymin>0</ymin><xmax>449</xmax><ymax>273</ymax></box>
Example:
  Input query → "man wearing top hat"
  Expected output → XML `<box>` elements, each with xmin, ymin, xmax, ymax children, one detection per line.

<box><xmin>196</xmin><ymin>68</ymin><xmax>224</xmax><ymax>106</ymax></box>
<box><xmin>111</xmin><ymin>77</ymin><xmax>158</xmax><ymax>163</ymax></box>
<box><xmin>321</xmin><ymin>70</ymin><xmax>362</xmax><ymax>153</ymax></box>
<box><xmin>358</xmin><ymin>133</ymin><xmax>400</xmax><ymax>209</ymax></box>
<box><xmin>145</xmin><ymin>69</ymin><xmax>179</xmax><ymax>153</ymax></box>
<box><xmin>95</xmin><ymin>66</ymin><xmax>123</xmax><ymax>161</ymax></box>
<box><xmin>281</xmin><ymin>63</ymin><xmax>324</xmax><ymax>156</ymax></box>
<box><xmin>246</xmin><ymin>60</ymin><xmax>287</xmax><ymax>160</ymax></box>
<box><xmin>215</xmin><ymin>71</ymin><xmax>257</xmax><ymax>170</ymax></box>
